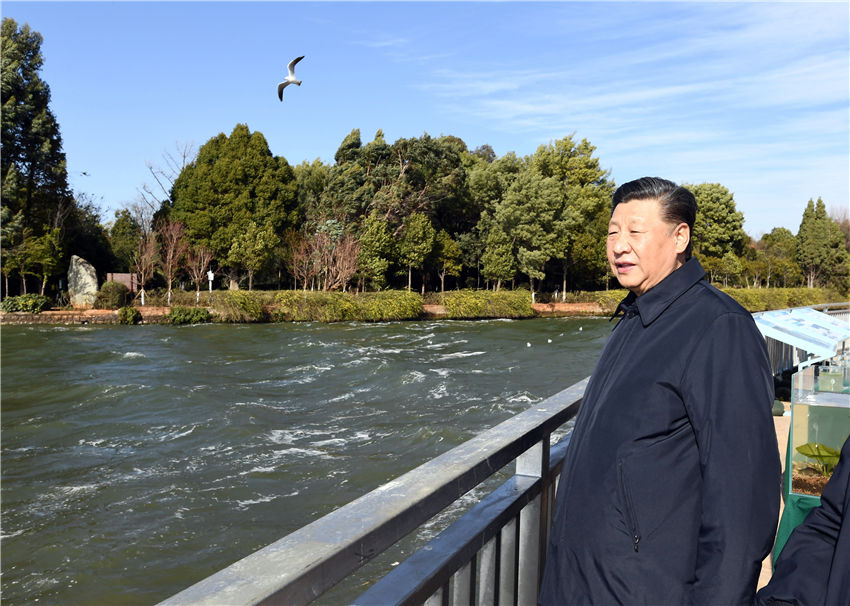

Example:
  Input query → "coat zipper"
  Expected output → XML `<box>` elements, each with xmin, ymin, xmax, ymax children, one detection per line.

<box><xmin>618</xmin><ymin>460</ymin><xmax>641</xmax><ymax>552</ymax></box>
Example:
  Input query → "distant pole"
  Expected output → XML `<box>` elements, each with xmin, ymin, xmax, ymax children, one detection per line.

<box><xmin>207</xmin><ymin>270</ymin><xmax>214</xmax><ymax>303</ymax></box>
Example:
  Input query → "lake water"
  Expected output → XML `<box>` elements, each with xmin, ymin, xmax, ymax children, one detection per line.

<box><xmin>0</xmin><ymin>318</ymin><xmax>610</xmax><ymax>604</ymax></box>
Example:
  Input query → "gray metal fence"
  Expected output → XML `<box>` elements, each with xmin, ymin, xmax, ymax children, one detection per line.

<box><xmin>159</xmin><ymin>379</ymin><xmax>588</xmax><ymax>606</ymax></box>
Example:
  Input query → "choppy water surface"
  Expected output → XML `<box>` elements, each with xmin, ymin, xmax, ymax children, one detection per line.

<box><xmin>1</xmin><ymin>318</ymin><xmax>609</xmax><ymax>604</ymax></box>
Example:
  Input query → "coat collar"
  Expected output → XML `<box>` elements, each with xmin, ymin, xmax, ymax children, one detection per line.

<box><xmin>611</xmin><ymin>258</ymin><xmax>707</xmax><ymax>327</ymax></box>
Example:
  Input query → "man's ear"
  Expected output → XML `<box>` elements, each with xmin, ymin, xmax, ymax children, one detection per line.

<box><xmin>673</xmin><ymin>223</ymin><xmax>690</xmax><ymax>255</ymax></box>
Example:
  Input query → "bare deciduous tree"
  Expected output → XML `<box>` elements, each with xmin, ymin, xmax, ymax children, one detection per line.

<box><xmin>137</xmin><ymin>141</ymin><xmax>196</xmax><ymax>212</ymax></box>
<box><xmin>133</xmin><ymin>232</ymin><xmax>159</xmax><ymax>306</ymax></box>
<box><xmin>156</xmin><ymin>218</ymin><xmax>188</xmax><ymax>306</ymax></box>
<box><xmin>186</xmin><ymin>243</ymin><xmax>214</xmax><ymax>305</ymax></box>
<box><xmin>313</xmin><ymin>232</ymin><xmax>361</xmax><ymax>291</ymax></box>
<box><xmin>287</xmin><ymin>234</ymin><xmax>317</xmax><ymax>291</ymax></box>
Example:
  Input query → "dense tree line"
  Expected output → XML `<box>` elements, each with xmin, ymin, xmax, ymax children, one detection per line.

<box><xmin>2</xmin><ymin>17</ymin><xmax>848</xmax><ymax>302</ymax></box>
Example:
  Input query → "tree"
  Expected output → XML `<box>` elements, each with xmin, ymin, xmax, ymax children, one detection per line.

<box><xmin>185</xmin><ymin>243</ymin><xmax>213</xmax><ymax>305</ymax></box>
<box><xmin>687</xmin><ymin>183</ymin><xmax>746</xmax><ymax>260</ymax></box>
<box><xmin>169</xmin><ymin>124</ymin><xmax>298</xmax><ymax>288</ymax></box>
<box><xmin>31</xmin><ymin>227</ymin><xmax>61</xmax><ymax>296</ymax></box>
<box><xmin>398</xmin><ymin>212</ymin><xmax>435</xmax><ymax>293</ymax></box>
<box><xmin>1</xmin><ymin>207</ymin><xmax>25</xmax><ymax>297</ymax></box>
<box><xmin>109</xmin><ymin>209</ymin><xmax>142</xmax><ymax>273</ymax></box>
<box><xmin>796</xmin><ymin>198</ymin><xmax>832</xmax><ymax>288</ymax></box>
<box><xmin>718</xmin><ymin>251</ymin><xmax>743</xmax><ymax>287</ymax></box>
<box><xmin>287</xmin><ymin>233</ymin><xmax>317</xmax><ymax>291</ymax></box>
<box><xmin>2</xmin><ymin>18</ymin><xmax>79</xmax><ymax>296</ymax></box>
<box><xmin>480</xmin><ymin>225</ymin><xmax>515</xmax><ymax>290</ymax></box>
<box><xmin>1</xmin><ymin>18</ymin><xmax>74</xmax><ymax>234</ymax></box>
<box><xmin>492</xmin><ymin>170</ymin><xmax>563</xmax><ymax>293</ymax></box>
<box><xmin>757</xmin><ymin>227</ymin><xmax>801</xmax><ymax>287</ymax></box>
<box><xmin>226</xmin><ymin>220</ymin><xmax>279</xmax><ymax>291</ymax></box>
<box><xmin>357</xmin><ymin>211</ymin><xmax>395</xmax><ymax>290</ymax></box>
<box><xmin>433</xmin><ymin>229</ymin><xmax>462</xmax><ymax>293</ymax></box>
<box><xmin>133</xmin><ymin>232</ymin><xmax>158</xmax><ymax>306</ymax></box>
<box><xmin>156</xmin><ymin>218</ymin><xmax>188</xmax><ymax>304</ymax></box>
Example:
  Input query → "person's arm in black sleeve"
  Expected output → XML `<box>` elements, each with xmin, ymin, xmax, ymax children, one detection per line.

<box><xmin>682</xmin><ymin>312</ymin><xmax>782</xmax><ymax>605</ymax></box>
<box><xmin>757</xmin><ymin>435</ymin><xmax>850</xmax><ymax>606</ymax></box>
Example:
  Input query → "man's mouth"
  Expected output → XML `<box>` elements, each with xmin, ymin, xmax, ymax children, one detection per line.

<box><xmin>615</xmin><ymin>262</ymin><xmax>636</xmax><ymax>274</ymax></box>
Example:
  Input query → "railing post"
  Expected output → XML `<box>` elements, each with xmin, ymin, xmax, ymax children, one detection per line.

<box><xmin>516</xmin><ymin>436</ymin><xmax>550</xmax><ymax>606</ymax></box>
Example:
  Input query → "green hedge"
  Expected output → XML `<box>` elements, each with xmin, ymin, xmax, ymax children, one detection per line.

<box><xmin>720</xmin><ymin>287</ymin><xmax>843</xmax><ymax>312</ymax></box>
<box><xmin>1</xmin><ymin>294</ymin><xmax>52</xmax><ymax>313</ymax></box>
<box><xmin>117</xmin><ymin>306</ymin><xmax>142</xmax><ymax>325</ymax></box>
<box><xmin>273</xmin><ymin>290</ymin><xmax>423</xmax><ymax>322</ymax></box>
<box><xmin>441</xmin><ymin>289</ymin><xmax>534</xmax><ymax>319</ymax></box>
<box><xmin>210</xmin><ymin>291</ymin><xmax>268</xmax><ymax>323</ymax></box>
<box><xmin>166</xmin><ymin>306</ymin><xmax>212</xmax><ymax>325</ymax></box>
<box><xmin>349</xmin><ymin>291</ymin><xmax>423</xmax><ymax>321</ymax></box>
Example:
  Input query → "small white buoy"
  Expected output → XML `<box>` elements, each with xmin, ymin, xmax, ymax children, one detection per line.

<box><xmin>547</xmin><ymin>338</ymin><xmax>552</xmax><ymax>343</ymax></box>
<box><xmin>578</xmin><ymin>326</ymin><xmax>583</xmax><ymax>331</ymax></box>
<box><xmin>526</xmin><ymin>342</ymin><xmax>531</xmax><ymax>347</ymax></box>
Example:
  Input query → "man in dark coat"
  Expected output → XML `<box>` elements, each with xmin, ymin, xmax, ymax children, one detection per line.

<box><xmin>757</xmin><ymin>435</ymin><xmax>850</xmax><ymax>606</ymax></box>
<box><xmin>539</xmin><ymin>177</ymin><xmax>781</xmax><ymax>605</ymax></box>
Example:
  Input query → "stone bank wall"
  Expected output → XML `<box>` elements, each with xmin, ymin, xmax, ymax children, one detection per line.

<box><xmin>0</xmin><ymin>308</ymin><xmax>170</xmax><ymax>325</ymax></box>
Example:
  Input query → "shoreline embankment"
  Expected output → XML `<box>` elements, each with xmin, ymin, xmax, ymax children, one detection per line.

<box><xmin>0</xmin><ymin>302</ymin><xmax>605</xmax><ymax>325</ymax></box>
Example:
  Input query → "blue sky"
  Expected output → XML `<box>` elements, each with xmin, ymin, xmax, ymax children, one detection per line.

<box><xmin>3</xmin><ymin>1</ymin><xmax>848</xmax><ymax>238</ymax></box>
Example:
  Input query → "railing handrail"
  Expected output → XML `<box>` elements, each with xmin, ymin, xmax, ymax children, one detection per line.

<box><xmin>159</xmin><ymin>378</ymin><xmax>589</xmax><ymax>606</ymax></box>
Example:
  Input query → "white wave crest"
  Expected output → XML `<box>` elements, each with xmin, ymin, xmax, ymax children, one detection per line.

<box><xmin>437</xmin><ymin>351</ymin><xmax>485</xmax><ymax>361</ymax></box>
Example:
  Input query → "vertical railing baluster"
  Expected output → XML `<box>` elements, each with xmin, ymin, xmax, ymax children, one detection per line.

<box><xmin>453</xmin><ymin>561</ymin><xmax>472</xmax><ymax>606</ymax></box>
<box><xmin>498</xmin><ymin>518</ymin><xmax>517</xmax><ymax>606</ymax></box>
<box><xmin>478</xmin><ymin>536</ymin><xmax>497</xmax><ymax>606</ymax></box>
<box><xmin>516</xmin><ymin>434</ymin><xmax>550</xmax><ymax>606</ymax></box>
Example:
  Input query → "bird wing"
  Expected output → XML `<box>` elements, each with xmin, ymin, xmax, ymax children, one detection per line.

<box><xmin>278</xmin><ymin>81</ymin><xmax>288</xmax><ymax>101</ymax></box>
<box><xmin>287</xmin><ymin>55</ymin><xmax>304</xmax><ymax>77</ymax></box>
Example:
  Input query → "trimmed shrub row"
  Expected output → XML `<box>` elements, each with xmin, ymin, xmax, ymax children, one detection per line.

<box><xmin>440</xmin><ymin>289</ymin><xmax>535</xmax><ymax>319</ymax></box>
<box><xmin>274</xmin><ymin>290</ymin><xmax>423</xmax><ymax>322</ymax></box>
<box><xmin>167</xmin><ymin>306</ymin><xmax>212</xmax><ymax>325</ymax></box>
<box><xmin>720</xmin><ymin>287</ymin><xmax>843</xmax><ymax>313</ymax></box>
<box><xmin>1</xmin><ymin>294</ymin><xmax>52</xmax><ymax>313</ymax></box>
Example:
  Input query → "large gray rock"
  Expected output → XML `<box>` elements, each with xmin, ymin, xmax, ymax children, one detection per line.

<box><xmin>68</xmin><ymin>255</ymin><xmax>98</xmax><ymax>308</ymax></box>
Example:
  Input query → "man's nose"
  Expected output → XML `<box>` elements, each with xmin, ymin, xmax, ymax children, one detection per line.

<box><xmin>611</xmin><ymin>233</ymin><xmax>631</xmax><ymax>254</ymax></box>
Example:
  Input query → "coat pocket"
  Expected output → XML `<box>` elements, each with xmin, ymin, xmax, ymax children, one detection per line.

<box><xmin>618</xmin><ymin>459</ymin><xmax>641</xmax><ymax>552</ymax></box>
<box><xmin>616</xmin><ymin>427</ymin><xmax>700</xmax><ymax>553</ymax></box>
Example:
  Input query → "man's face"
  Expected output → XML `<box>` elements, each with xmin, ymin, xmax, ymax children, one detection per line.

<box><xmin>606</xmin><ymin>198</ymin><xmax>688</xmax><ymax>296</ymax></box>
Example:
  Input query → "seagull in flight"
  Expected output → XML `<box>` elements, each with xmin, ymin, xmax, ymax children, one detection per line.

<box><xmin>278</xmin><ymin>55</ymin><xmax>304</xmax><ymax>101</ymax></box>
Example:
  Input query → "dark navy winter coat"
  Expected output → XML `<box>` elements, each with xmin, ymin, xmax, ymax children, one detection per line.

<box><xmin>539</xmin><ymin>258</ymin><xmax>781</xmax><ymax>605</ymax></box>
<box><xmin>757</xmin><ymin>435</ymin><xmax>850</xmax><ymax>606</ymax></box>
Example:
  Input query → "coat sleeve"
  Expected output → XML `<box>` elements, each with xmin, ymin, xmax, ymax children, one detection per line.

<box><xmin>681</xmin><ymin>312</ymin><xmax>782</xmax><ymax>605</ymax></box>
<box><xmin>756</xmin><ymin>436</ymin><xmax>850</xmax><ymax>606</ymax></box>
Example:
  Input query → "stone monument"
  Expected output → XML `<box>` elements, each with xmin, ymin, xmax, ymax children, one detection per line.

<box><xmin>68</xmin><ymin>255</ymin><xmax>98</xmax><ymax>308</ymax></box>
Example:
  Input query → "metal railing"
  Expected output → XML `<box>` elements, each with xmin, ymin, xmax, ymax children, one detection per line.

<box><xmin>159</xmin><ymin>379</ymin><xmax>588</xmax><ymax>606</ymax></box>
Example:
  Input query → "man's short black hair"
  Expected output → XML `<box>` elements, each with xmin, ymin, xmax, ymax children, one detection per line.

<box><xmin>611</xmin><ymin>177</ymin><xmax>697</xmax><ymax>259</ymax></box>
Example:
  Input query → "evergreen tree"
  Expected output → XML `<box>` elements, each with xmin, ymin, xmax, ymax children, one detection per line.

<box><xmin>1</xmin><ymin>18</ymin><xmax>75</xmax><ymax>294</ymax></box>
<box><xmin>227</xmin><ymin>220</ymin><xmax>279</xmax><ymax>290</ymax></box>
<box><xmin>796</xmin><ymin>198</ymin><xmax>832</xmax><ymax>288</ymax></box>
<box><xmin>687</xmin><ymin>183</ymin><xmax>746</xmax><ymax>260</ymax></box>
<box><xmin>109</xmin><ymin>210</ymin><xmax>143</xmax><ymax>273</ymax></box>
<box><xmin>169</xmin><ymin>124</ymin><xmax>298</xmax><ymax>288</ymax></box>
<box><xmin>357</xmin><ymin>211</ymin><xmax>395</xmax><ymax>290</ymax></box>
<box><xmin>492</xmin><ymin>170</ymin><xmax>562</xmax><ymax>293</ymax></box>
